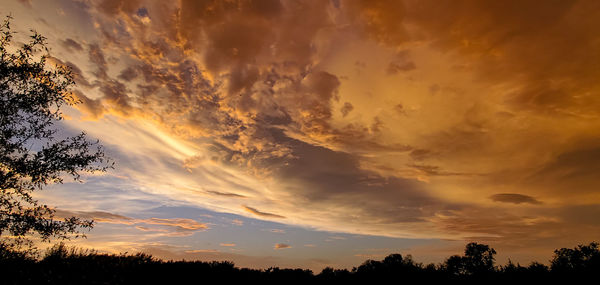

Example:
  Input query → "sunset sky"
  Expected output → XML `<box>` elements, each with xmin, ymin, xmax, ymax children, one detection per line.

<box><xmin>4</xmin><ymin>0</ymin><xmax>600</xmax><ymax>270</ymax></box>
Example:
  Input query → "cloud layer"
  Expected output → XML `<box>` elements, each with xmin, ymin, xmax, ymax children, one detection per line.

<box><xmin>11</xmin><ymin>0</ymin><xmax>600</xmax><ymax>260</ymax></box>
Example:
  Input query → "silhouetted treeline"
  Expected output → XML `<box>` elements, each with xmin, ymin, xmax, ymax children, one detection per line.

<box><xmin>1</xmin><ymin>242</ymin><xmax>598</xmax><ymax>284</ymax></box>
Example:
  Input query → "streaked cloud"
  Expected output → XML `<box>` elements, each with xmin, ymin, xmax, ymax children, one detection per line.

<box><xmin>6</xmin><ymin>0</ymin><xmax>599</xmax><ymax>267</ymax></box>
<box><xmin>490</xmin><ymin>194</ymin><xmax>542</xmax><ymax>205</ymax></box>
<box><xmin>242</xmin><ymin>206</ymin><xmax>285</xmax><ymax>219</ymax></box>
<box><xmin>274</xmin><ymin>243</ymin><xmax>291</xmax><ymax>250</ymax></box>
<box><xmin>206</xmin><ymin>190</ymin><xmax>247</xmax><ymax>198</ymax></box>
<box><xmin>54</xmin><ymin>210</ymin><xmax>207</xmax><ymax>236</ymax></box>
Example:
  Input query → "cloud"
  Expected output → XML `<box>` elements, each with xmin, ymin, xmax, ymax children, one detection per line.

<box><xmin>37</xmin><ymin>0</ymin><xmax>600</xmax><ymax>257</ymax></box>
<box><xmin>184</xmin><ymin>249</ymin><xmax>220</xmax><ymax>254</ymax></box>
<box><xmin>46</xmin><ymin>57</ymin><xmax>92</xmax><ymax>88</ymax></box>
<box><xmin>54</xmin><ymin>210</ymin><xmax>207</xmax><ymax>236</ymax></box>
<box><xmin>407</xmin><ymin>164</ymin><xmax>472</xmax><ymax>177</ymax></box>
<box><xmin>274</xmin><ymin>243</ymin><xmax>291</xmax><ymax>250</ymax></box>
<box><xmin>87</xmin><ymin>43</ymin><xmax>108</xmax><ymax>78</ymax></box>
<box><xmin>220</xmin><ymin>243</ymin><xmax>236</xmax><ymax>247</ymax></box>
<box><xmin>144</xmin><ymin>218</ymin><xmax>207</xmax><ymax>230</ymax></box>
<box><xmin>72</xmin><ymin>91</ymin><xmax>106</xmax><ymax>119</ymax></box>
<box><xmin>242</xmin><ymin>206</ymin><xmax>285</xmax><ymax>219</ymax></box>
<box><xmin>345</xmin><ymin>0</ymin><xmax>408</xmax><ymax>45</ymax></box>
<box><xmin>490</xmin><ymin>194</ymin><xmax>541</xmax><ymax>205</ymax></box>
<box><xmin>386</xmin><ymin>50</ymin><xmax>417</xmax><ymax>74</ymax></box>
<box><xmin>61</xmin><ymin>38</ymin><xmax>83</xmax><ymax>52</ymax></box>
<box><xmin>340</xmin><ymin>102</ymin><xmax>354</xmax><ymax>117</ymax></box>
<box><xmin>206</xmin><ymin>190</ymin><xmax>247</xmax><ymax>198</ymax></box>
<box><xmin>524</xmin><ymin>141</ymin><xmax>600</xmax><ymax>195</ymax></box>
<box><xmin>386</xmin><ymin>61</ymin><xmax>416</xmax><ymax>74</ymax></box>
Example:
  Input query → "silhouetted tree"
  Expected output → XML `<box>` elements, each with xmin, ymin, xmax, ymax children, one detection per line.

<box><xmin>444</xmin><ymin>242</ymin><xmax>497</xmax><ymax>277</ymax></box>
<box><xmin>463</xmin><ymin>242</ymin><xmax>496</xmax><ymax>274</ymax></box>
<box><xmin>382</xmin><ymin>253</ymin><xmax>404</xmax><ymax>267</ymax></box>
<box><xmin>0</xmin><ymin>16</ymin><xmax>111</xmax><ymax>251</ymax></box>
<box><xmin>2</xmin><ymin>241</ymin><xmax>600</xmax><ymax>284</ymax></box>
<box><xmin>444</xmin><ymin>254</ymin><xmax>468</xmax><ymax>276</ymax></box>
<box><xmin>551</xmin><ymin>242</ymin><xmax>600</xmax><ymax>274</ymax></box>
<box><xmin>527</xmin><ymin>261</ymin><xmax>549</xmax><ymax>273</ymax></box>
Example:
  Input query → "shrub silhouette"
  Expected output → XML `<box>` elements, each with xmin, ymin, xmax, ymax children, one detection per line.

<box><xmin>2</xmin><ymin>240</ymin><xmax>599</xmax><ymax>284</ymax></box>
<box><xmin>551</xmin><ymin>241</ymin><xmax>599</xmax><ymax>278</ymax></box>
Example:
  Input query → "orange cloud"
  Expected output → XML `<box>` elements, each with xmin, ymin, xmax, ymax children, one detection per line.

<box><xmin>242</xmin><ymin>206</ymin><xmax>285</xmax><ymax>219</ymax></box>
<box><xmin>37</xmin><ymin>0</ymin><xmax>600</xmax><ymax>258</ymax></box>
<box><xmin>54</xmin><ymin>210</ymin><xmax>207</xmax><ymax>236</ymax></box>
<box><xmin>274</xmin><ymin>243</ymin><xmax>291</xmax><ymax>250</ymax></box>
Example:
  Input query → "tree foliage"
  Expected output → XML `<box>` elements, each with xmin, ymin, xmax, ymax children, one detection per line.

<box><xmin>551</xmin><ymin>242</ymin><xmax>600</xmax><ymax>273</ymax></box>
<box><xmin>444</xmin><ymin>242</ymin><xmax>497</xmax><ymax>276</ymax></box>
<box><xmin>0</xmin><ymin>241</ymin><xmax>599</xmax><ymax>284</ymax></box>
<box><xmin>0</xmin><ymin>16</ymin><xmax>111</xmax><ymax>250</ymax></box>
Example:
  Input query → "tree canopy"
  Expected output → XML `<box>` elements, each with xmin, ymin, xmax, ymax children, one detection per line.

<box><xmin>0</xmin><ymin>16</ymin><xmax>111</xmax><ymax>251</ymax></box>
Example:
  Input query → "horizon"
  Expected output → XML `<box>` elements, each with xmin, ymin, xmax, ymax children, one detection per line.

<box><xmin>3</xmin><ymin>0</ymin><xmax>599</xmax><ymax>271</ymax></box>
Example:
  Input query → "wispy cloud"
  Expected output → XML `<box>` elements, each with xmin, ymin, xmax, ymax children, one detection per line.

<box><xmin>490</xmin><ymin>194</ymin><xmax>542</xmax><ymax>205</ymax></box>
<box><xmin>15</xmin><ymin>0</ymin><xmax>600</xmax><ymax>261</ymax></box>
<box><xmin>274</xmin><ymin>243</ymin><xmax>292</xmax><ymax>250</ymax></box>
<box><xmin>242</xmin><ymin>206</ymin><xmax>285</xmax><ymax>219</ymax></box>
<box><xmin>54</xmin><ymin>210</ymin><xmax>208</xmax><ymax>236</ymax></box>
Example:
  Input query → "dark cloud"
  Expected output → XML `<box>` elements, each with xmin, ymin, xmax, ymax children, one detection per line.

<box><xmin>525</xmin><ymin>140</ymin><xmax>600</xmax><ymax>195</ymax></box>
<box><xmin>269</xmin><ymin>135</ymin><xmax>439</xmax><ymax>226</ymax></box>
<box><xmin>412</xmin><ymin>0</ymin><xmax>600</xmax><ymax>116</ymax></box>
<box><xmin>117</xmin><ymin>66</ymin><xmax>139</xmax><ymax>82</ymax></box>
<box><xmin>409</xmin><ymin>149</ymin><xmax>431</xmax><ymax>161</ymax></box>
<box><xmin>490</xmin><ymin>193</ymin><xmax>541</xmax><ymax>205</ymax></box>
<box><xmin>558</xmin><ymin>204</ymin><xmax>600</xmax><ymax>226</ymax></box>
<box><xmin>72</xmin><ymin>90</ymin><xmax>105</xmax><ymax>119</ymax></box>
<box><xmin>61</xmin><ymin>38</ymin><xmax>83</xmax><ymax>52</ymax></box>
<box><xmin>54</xmin><ymin>209</ymin><xmax>132</xmax><ymax>222</ymax></box>
<box><xmin>340</xmin><ymin>102</ymin><xmax>354</xmax><ymax>117</ymax></box>
<box><xmin>206</xmin><ymin>190</ymin><xmax>247</xmax><ymax>198</ymax></box>
<box><xmin>243</xmin><ymin>205</ymin><xmax>286</xmax><ymax>219</ymax></box>
<box><xmin>98</xmin><ymin>0</ymin><xmax>142</xmax><ymax>15</ymax></box>
<box><xmin>408</xmin><ymin>164</ymin><xmax>473</xmax><ymax>177</ymax></box>
<box><xmin>394</xmin><ymin>104</ymin><xmax>406</xmax><ymax>115</ymax></box>
<box><xmin>386</xmin><ymin>61</ymin><xmax>416</xmax><ymax>74</ymax></box>
<box><xmin>88</xmin><ymin>44</ymin><xmax>108</xmax><ymax>78</ymax></box>
<box><xmin>98</xmin><ymin>80</ymin><xmax>133</xmax><ymax>115</ymax></box>
<box><xmin>345</xmin><ymin>0</ymin><xmax>408</xmax><ymax>45</ymax></box>
<box><xmin>47</xmin><ymin>57</ymin><xmax>92</xmax><ymax>88</ymax></box>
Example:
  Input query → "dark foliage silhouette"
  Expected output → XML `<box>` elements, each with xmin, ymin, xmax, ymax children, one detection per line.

<box><xmin>2</xmin><ymin>241</ymin><xmax>598</xmax><ymax>284</ymax></box>
<box><xmin>551</xmin><ymin>241</ymin><xmax>599</xmax><ymax>278</ymax></box>
<box><xmin>0</xmin><ymin>16</ymin><xmax>111</xmax><ymax>252</ymax></box>
<box><xmin>444</xmin><ymin>242</ymin><xmax>497</xmax><ymax>278</ymax></box>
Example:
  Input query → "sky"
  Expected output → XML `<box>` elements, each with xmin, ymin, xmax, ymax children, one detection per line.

<box><xmin>3</xmin><ymin>0</ymin><xmax>600</xmax><ymax>270</ymax></box>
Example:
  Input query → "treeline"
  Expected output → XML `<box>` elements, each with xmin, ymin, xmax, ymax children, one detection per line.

<box><xmin>1</xmin><ymin>242</ymin><xmax>598</xmax><ymax>284</ymax></box>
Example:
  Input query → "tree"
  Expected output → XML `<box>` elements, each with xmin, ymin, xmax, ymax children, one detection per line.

<box><xmin>0</xmin><ymin>16</ymin><xmax>111</xmax><ymax>252</ymax></box>
<box><xmin>444</xmin><ymin>242</ymin><xmax>497</xmax><ymax>276</ymax></box>
<box><xmin>463</xmin><ymin>242</ymin><xmax>496</xmax><ymax>274</ymax></box>
<box><xmin>551</xmin><ymin>242</ymin><xmax>600</xmax><ymax>274</ymax></box>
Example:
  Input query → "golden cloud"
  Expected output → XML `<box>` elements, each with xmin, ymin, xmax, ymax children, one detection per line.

<box><xmin>274</xmin><ymin>243</ymin><xmax>291</xmax><ymax>250</ymax></box>
<box><xmin>37</xmin><ymin>0</ymin><xmax>600</xmax><ymax>255</ymax></box>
